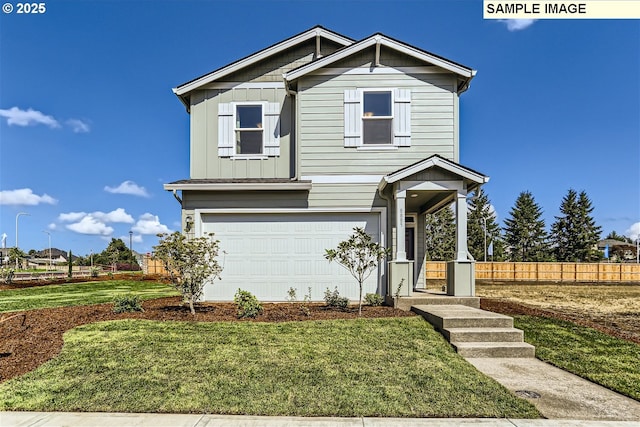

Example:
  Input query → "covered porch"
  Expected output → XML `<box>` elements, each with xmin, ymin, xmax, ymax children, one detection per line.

<box><xmin>378</xmin><ymin>155</ymin><xmax>489</xmax><ymax>298</ymax></box>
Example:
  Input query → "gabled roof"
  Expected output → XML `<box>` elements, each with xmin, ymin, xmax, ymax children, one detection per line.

<box><xmin>378</xmin><ymin>154</ymin><xmax>489</xmax><ymax>192</ymax></box>
<box><xmin>173</xmin><ymin>26</ymin><xmax>353</xmax><ymax>101</ymax></box>
<box><xmin>284</xmin><ymin>33</ymin><xmax>476</xmax><ymax>90</ymax></box>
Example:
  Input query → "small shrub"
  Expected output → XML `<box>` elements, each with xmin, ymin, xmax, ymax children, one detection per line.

<box><xmin>112</xmin><ymin>295</ymin><xmax>144</xmax><ymax>313</ymax></box>
<box><xmin>324</xmin><ymin>287</ymin><xmax>349</xmax><ymax>309</ymax></box>
<box><xmin>234</xmin><ymin>289</ymin><xmax>263</xmax><ymax>318</ymax></box>
<box><xmin>0</xmin><ymin>268</ymin><xmax>14</xmax><ymax>284</ymax></box>
<box><xmin>365</xmin><ymin>293</ymin><xmax>384</xmax><ymax>306</ymax></box>
<box><xmin>301</xmin><ymin>287</ymin><xmax>312</xmax><ymax>316</ymax></box>
<box><xmin>90</xmin><ymin>267</ymin><xmax>100</xmax><ymax>278</ymax></box>
<box><xmin>286</xmin><ymin>287</ymin><xmax>297</xmax><ymax>302</ymax></box>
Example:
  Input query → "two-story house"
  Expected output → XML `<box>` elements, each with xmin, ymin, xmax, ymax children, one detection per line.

<box><xmin>165</xmin><ymin>26</ymin><xmax>488</xmax><ymax>302</ymax></box>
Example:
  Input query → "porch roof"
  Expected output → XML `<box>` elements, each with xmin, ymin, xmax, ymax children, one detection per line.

<box><xmin>378</xmin><ymin>155</ymin><xmax>489</xmax><ymax>192</ymax></box>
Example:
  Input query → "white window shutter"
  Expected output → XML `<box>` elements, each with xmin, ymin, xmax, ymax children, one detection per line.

<box><xmin>263</xmin><ymin>102</ymin><xmax>280</xmax><ymax>156</ymax></box>
<box><xmin>344</xmin><ymin>89</ymin><xmax>360</xmax><ymax>147</ymax></box>
<box><xmin>218</xmin><ymin>103</ymin><xmax>234</xmax><ymax>157</ymax></box>
<box><xmin>394</xmin><ymin>88</ymin><xmax>411</xmax><ymax>147</ymax></box>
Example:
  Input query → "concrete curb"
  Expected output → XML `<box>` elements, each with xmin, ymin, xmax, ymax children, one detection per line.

<box><xmin>2</xmin><ymin>413</ymin><xmax>640</xmax><ymax>427</ymax></box>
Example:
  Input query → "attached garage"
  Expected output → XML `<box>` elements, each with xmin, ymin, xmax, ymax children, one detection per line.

<box><xmin>199</xmin><ymin>212</ymin><xmax>382</xmax><ymax>301</ymax></box>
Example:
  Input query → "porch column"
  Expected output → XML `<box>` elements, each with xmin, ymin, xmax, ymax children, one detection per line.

<box><xmin>455</xmin><ymin>189</ymin><xmax>469</xmax><ymax>261</ymax></box>
<box><xmin>395</xmin><ymin>190</ymin><xmax>406</xmax><ymax>261</ymax></box>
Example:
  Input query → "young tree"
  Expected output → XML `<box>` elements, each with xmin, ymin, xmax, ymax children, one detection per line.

<box><xmin>153</xmin><ymin>232</ymin><xmax>223</xmax><ymax>315</ymax></box>
<box><xmin>467</xmin><ymin>188</ymin><xmax>503</xmax><ymax>261</ymax></box>
<box><xmin>8</xmin><ymin>248</ymin><xmax>27</xmax><ymax>270</ymax></box>
<box><xmin>503</xmin><ymin>191</ymin><xmax>549</xmax><ymax>261</ymax></box>
<box><xmin>325</xmin><ymin>227</ymin><xmax>389</xmax><ymax>316</ymax></box>
<box><xmin>424</xmin><ymin>206</ymin><xmax>456</xmax><ymax>261</ymax></box>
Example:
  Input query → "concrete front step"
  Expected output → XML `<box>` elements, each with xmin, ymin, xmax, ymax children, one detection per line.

<box><xmin>452</xmin><ymin>341</ymin><xmax>536</xmax><ymax>358</ymax></box>
<box><xmin>411</xmin><ymin>303</ymin><xmax>535</xmax><ymax>358</ymax></box>
<box><xmin>412</xmin><ymin>305</ymin><xmax>514</xmax><ymax>330</ymax></box>
<box><xmin>443</xmin><ymin>327</ymin><xmax>524</xmax><ymax>343</ymax></box>
<box><xmin>393</xmin><ymin>293</ymin><xmax>480</xmax><ymax>311</ymax></box>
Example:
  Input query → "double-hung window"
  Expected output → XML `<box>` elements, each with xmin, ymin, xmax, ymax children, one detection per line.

<box><xmin>235</xmin><ymin>104</ymin><xmax>263</xmax><ymax>155</ymax></box>
<box><xmin>344</xmin><ymin>88</ymin><xmax>411</xmax><ymax>148</ymax></box>
<box><xmin>362</xmin><ymin>90</ymin><xmax>393</xmax><ymax>145</ymax></box>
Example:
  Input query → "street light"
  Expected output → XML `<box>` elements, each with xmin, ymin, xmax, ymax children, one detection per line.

<box><xmin>43</xmin><ymin>231</ymin><xmax>51</xmax><ymax>272</ymax></box>
<box><xmin>15</xmin><ymin>212</ymin><xmax>30</xmax><ymax>269</ymax></box>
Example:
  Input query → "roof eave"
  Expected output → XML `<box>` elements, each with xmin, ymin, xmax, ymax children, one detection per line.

<box><xmin>163</xmin><ymin>182</ymin><xmax>313</xmax><ymax>192</ymax></box>
<box><xmin>174</xmin><ymin>26</ymin><xmax>353</xmax><ymax>97</ymax></box>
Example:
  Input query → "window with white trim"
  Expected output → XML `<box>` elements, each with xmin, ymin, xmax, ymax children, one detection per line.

<box><xmin>362</xmin><ymin>90</ymin><xmax>393</xmax><ymax>145</ymax></box>
<box><xmin>218</xmin><ymin>101</ymin><xmax>280</xmax><ymax>157</ymax></box>
<box><xmin>344</xmin><ymin>88</ymin><xmax>411</xmax><ymax>148</ymax></box>
<box><xmin>235</xmin><ymin>104</ymin><xmax>263</xmax><ymax>155</ymax></box>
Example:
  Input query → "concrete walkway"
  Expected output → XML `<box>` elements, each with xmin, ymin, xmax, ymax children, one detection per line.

<box><xmin>2</xmin><ymin>412</ymin><xmax>640</xmax><ymax>427</ymax></box>
<box><xmin>467</xmin><ymin>358</ymin><xmax>640</xmax><ymax>421</ymax></box>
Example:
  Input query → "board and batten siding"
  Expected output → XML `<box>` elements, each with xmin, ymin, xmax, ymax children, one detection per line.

<box><xmin>297</xmin><ymin>71</ymin><xmax>458</xmax><ymax>176</ymax></box>
<box><xmin>189</xmin><ymin>87</ymin><xmax>291</xmax><ymax>179</ymax></box>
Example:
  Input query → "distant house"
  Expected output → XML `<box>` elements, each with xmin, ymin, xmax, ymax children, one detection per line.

<box><xmin>165</xmin><ymin>26</ymin><xmax>488</xmax><ymax>302</ymax></box>
<box><xmin>597</xmin><ymin>239</ymin><xmax>637</xmax><ymax>262</ymax></box>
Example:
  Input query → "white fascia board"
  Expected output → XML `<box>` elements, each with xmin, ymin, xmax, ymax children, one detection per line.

<box><xmin>163</xmin><ymin>182</ymin><xmax>312</xmax><ymax>191</ymax></box>
<box><xmin>285</xmin><ymin>35</ymin><xmax>474</xmax><ymax>82</ymax></box>
<box><xmin>174</xmin><ymin>28</ymin><xmax>352</xmax><ymax>96</ymax></box>
<box><xmin>379</xmin><ymin>158</ymin><xmax>488</xmax><ymax>192</ymax></box>
<box><xmin>310</xmin><ymin>66</ymin><xmax>453</xmax><ymax>76</ymax></box>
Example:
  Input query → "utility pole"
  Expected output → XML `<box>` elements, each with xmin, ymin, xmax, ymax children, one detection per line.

<box><xmin>480</xmin><ymin>216</ymin><xmax>487</xmax><ymax>262</ymax></box>
<box><xmin>129</xmin><ymin>230</ymin><xmax>133</xmax><ymax>263</ymax></box>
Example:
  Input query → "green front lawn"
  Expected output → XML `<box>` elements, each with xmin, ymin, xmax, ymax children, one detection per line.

<box><xmin>0</xmin><ymin>280</ymin><xmax>178</xmax><ymax>313</ymax></box>
<box><xmin>0</xmin><ymin>318</ymin><xmax>540</xmax><ymax>417</ymax></box>
<box><xmin>514</xmin><ymin>315</ymin><xmax>640</xmax><ymax>401</ymax></box>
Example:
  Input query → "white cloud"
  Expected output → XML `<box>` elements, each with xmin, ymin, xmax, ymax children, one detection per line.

<box><xmin>104</xmin><ymin>181</ymin><xmax>150</xmax><ymax>197</ymax></box>
<box><xmin>66</xmin><ymin>216</ymin><xmax>114</xmax><ymax>236</ymax></box>
<box><xmin>60</xmin><ymin>208</ymin><xmax>134</xmax><ymax>237</ymax></box>
<box><xmin>121</xmin><ymin>233</ymin><xmax>143</xmax><ymax>244</ymax></box>
<box><xmin>0</xmin><ymin>106</ymin><xmax>60</xmax><ymax>128</ymax></box>
<box><xmin>626</xmin><ymin>222</ymin><xmax>640</xmax><ymax>241</ymax></box>
<box><xmin>132</xmin><ymin>213</ymin><xmax>171</xmax><ymax>235</ymax></box>
<box><xmin>499</xmin><ymin>19</ymin><xmax>536</xmax><ymax>31</ymax></box>
<box><xmin>66</xmin><ymin>118</ymin><xmax>90</xmax><ymax>133</ymax></box>
<box><xmin>92</xmin><ymin>208</ymin><xmax>134</xmax><ymax>224</ymax></box>
<box><xmin>48</xmin><ymin>223</ymin><xmax>57</xmax><ymax>230</ymax></box>
<box><xmin>0</xmin><ymin>188</ymin><xmax>58</xmax><ymax>205</ymax></box>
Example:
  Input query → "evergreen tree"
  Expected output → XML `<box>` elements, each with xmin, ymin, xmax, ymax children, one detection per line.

<box><xmin>576</xmin><ymin>190</ymin><xmax>602</xmax><ymax>261</ymax></box>
<box><xmin>551</xmin><ymin>189</ymin><xmax>602</xmax><ymax>262</ymax></box>
<box><xmin>424</xmin><ymin>206</ymin><xmax>456</xmax><ymax>261</ymax></box>
<box><xmin>503</xmin><ymin>191</ymin><xmax>549</xmax><ymax>261</ymax></box>
<box><xmin>605</xmin><ymin>231</ymin><xmax>632</xmax><ymax>244</ymax></box>
<box><xmin>467</xmin><ymin>188</ymin><xmax>504</xmax><ymax>261</ymax></box>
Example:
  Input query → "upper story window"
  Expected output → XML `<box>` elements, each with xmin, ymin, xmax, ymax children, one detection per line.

<box><xmin>362</xmin><ymin>91</ymin><xmax>393</xmax><ymax>145</ymax></box>
<box><xmin>344</xmin><ymin>88</ymin><xmax>411</xmax><ymax>149</ymax></box>
<box><xmin>218</xmin><ymin>101</ymin><xmax>280</xmax><ymax>158</ymax></box>
<box><xmin>235</xmin><ymin>105</ymin><xmax>263</xmax><ymax>155</ymax></box>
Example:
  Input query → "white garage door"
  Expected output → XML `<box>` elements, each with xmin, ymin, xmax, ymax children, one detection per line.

<box><xmin>200</xmin><ymin>212</ymin><xmax>382</xmax><ymax>301</ymax></box>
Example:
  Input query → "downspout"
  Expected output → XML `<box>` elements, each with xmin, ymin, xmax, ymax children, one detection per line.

<box><xmin>172</xmin><ymin>189</ymin><xmax>182</xmax><ymax>205</ymax></box>
<box><xmin>283</xmin><ymin>76</ymin><xmax>298</xmax><ymax>180</ymax></box>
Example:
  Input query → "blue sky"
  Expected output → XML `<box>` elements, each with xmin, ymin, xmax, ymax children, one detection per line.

<box><xmin>1</xmin><ymin>0</ymin><xmax>638</xmax><ymax>257</ymax></box>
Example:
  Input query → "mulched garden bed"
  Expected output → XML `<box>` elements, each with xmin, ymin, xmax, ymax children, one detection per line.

<box><xmin>0</xmin><ymin>296</ymin><xmax>416</xmax><ymax>383</ymax></box>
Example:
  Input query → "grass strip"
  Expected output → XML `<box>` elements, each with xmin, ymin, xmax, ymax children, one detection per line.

<box><xmin>514</xmin><ymin>315</ymin><xmax>640</xmax><ymax>401</ymax></box>
<box><xmin>0</xmin><ymin>318</ymin><xmax>539</xmax><ymax>417</ymax></box>
<box><xmin>0</xmin><ymin>280</ymin><xmax>178</xmax><ymax>313</ymax></box>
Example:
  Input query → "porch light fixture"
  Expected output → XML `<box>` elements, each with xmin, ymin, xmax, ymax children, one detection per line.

<box><xmin>410</xmin><ymin>193</ymin><xmax>418</xmax><ymax>198</ymax></box>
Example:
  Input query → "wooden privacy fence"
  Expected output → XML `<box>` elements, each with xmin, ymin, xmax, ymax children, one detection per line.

<box><xmin>425</xmin><ymin>261</ymin><xmax>640</xmax><ymax>283</ymax></box>
<box><xmin>142</xmin><ymin>255</ymin><xmax>167</xmax><ymax>275</ymax></box>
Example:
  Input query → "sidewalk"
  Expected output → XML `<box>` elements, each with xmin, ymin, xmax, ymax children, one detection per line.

<box><xmin>2</xmin><ymin>412</ymin><xmax>640</xmax><ymax>427</ymax></box>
